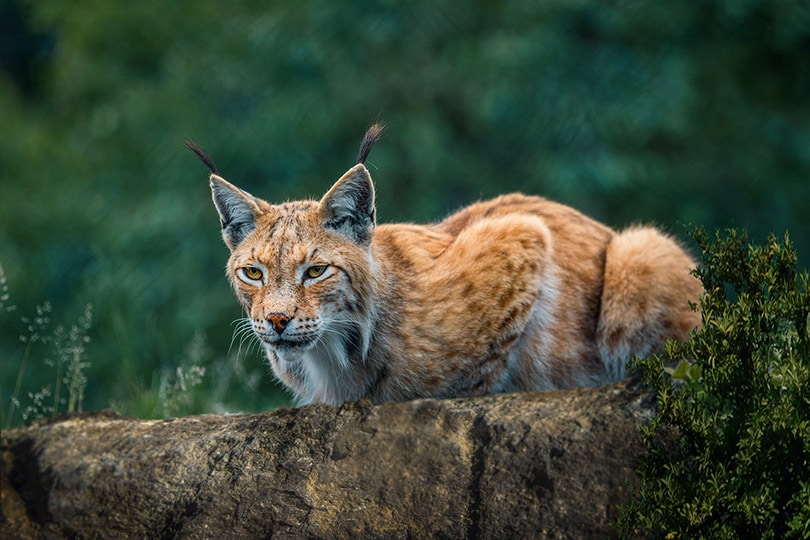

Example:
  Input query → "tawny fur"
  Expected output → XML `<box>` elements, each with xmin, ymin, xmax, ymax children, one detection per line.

<box><xmin>203</xmin><ymin>131</ymin><xmax>702</xmax><ymax>406</ymax></box>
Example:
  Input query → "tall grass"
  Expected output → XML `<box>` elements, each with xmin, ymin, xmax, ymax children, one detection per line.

<box><xmin>1</xmin><ymin>261</ymin><xmax>96</xmax><ymax>429</ymax></box>
<box><xmin>1</xmin><ymin>261</ymin><xmax>286</xmax><ymax>429</ymax></box>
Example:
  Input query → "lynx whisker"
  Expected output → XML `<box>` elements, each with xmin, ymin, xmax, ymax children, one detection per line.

<box><xmin>229</xmin><ymin>317</ymin><xmax>260</xmax><ymax>358</ymax></box>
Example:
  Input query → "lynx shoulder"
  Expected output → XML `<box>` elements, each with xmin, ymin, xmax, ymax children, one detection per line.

<box><xmin>189</xmin><ymin>126</ymin><xmax>702</xmax><ymax>405</ymax></box>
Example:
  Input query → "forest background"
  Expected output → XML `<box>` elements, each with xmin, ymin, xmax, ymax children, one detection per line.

<box><xmin>1</xmin><ymin>0</ymin><xmax>808</xmax><ymax>424</ymax></box>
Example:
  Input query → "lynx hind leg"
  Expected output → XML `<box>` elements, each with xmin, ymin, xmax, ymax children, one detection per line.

<box><xmin>425</xmin><ymin>214</ymin><xmax>552</xmax><ymax>390</ymax></box>
<box><xmin>436</xmin><ymin>213</ymin><xmax>552</xmax><ymax>335</ymax></box>
<box><xmin>598</xmin><ymin>226</ymin><xmax>702</xmax><ymax>380</ymax></box>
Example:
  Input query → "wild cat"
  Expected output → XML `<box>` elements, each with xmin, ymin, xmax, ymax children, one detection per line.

<box><xmin>187</xmin><ymin>125</ymin><xmax>702</xmax><ymax>406</ymax></box>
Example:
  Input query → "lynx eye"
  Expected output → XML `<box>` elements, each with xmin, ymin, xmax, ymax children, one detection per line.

<box><xmin>241</xmin><ymin>266</ymin><xmax>263</xmax><ymax>282</ymax></box>
<box><xmin>305</xmin><ymin>265</ymin><xmax>328</xmax><ymax>279</ymax></box>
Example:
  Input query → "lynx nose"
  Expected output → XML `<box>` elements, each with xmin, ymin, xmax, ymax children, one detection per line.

<box><xmin>265</xmin><ymin>313</ymin><xmax>291</xmax><ymax>335</ymax></box>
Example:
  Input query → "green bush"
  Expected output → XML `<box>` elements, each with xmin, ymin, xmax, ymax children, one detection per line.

<box><xmin>618</xmin><ymin>229</ymin><xmax>810</xmax><ymax>538</ymax></box>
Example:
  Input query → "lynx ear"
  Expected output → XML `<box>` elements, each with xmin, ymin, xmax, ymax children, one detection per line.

<box><xmin>210</xmin><ymin>175</ymin><xmax>263</xmax><ymax>250</ymax></box>
<box><xmin>319</xmin><ymin>164</ymin><xmax>376</xmax><ymax>245</ymax></box>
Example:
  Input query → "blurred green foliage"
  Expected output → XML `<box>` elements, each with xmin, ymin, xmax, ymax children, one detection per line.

<box><xmin>1</xmin><ymin>0</ymin><xmax>808</xmax><ymax>423</ymax></box>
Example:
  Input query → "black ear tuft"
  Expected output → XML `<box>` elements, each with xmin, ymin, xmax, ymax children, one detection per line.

<box><xmin>356</xmin><ymin>123</ymin><xmax>384</xmax><ymax>165</ymax></box>
<box><xmin>185</xmin><ymin>139</ymin><xmax>219</xmax><ymax>175</ymax></box>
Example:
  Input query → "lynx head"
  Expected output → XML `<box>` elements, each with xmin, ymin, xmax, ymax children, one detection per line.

<box><xmin>187</xmin><ymin>125</ymin><xmax>383</xmax><ymax>389</ymax></box>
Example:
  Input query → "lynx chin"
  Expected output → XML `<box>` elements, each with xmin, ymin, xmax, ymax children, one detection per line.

<box><xmin>188</xmin><ymin>125</ymin><xmax>702</xmax><ymax>406</ymax></box>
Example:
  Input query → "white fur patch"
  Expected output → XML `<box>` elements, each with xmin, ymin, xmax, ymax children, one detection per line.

<box><xmin>494</xmin><ymin>262</ymin><xmax>562</xmax><ymax>392</ymax></box>
<box><xmin>290</xmin><ymin>316</ymin><xmax>373</xmax><ymax>405</ymax></box>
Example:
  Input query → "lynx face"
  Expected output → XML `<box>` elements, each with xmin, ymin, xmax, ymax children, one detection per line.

<box><xmin>214</xmin><ymin>165</ymin><xmax>378</xmax><ymax>381</ymax></box>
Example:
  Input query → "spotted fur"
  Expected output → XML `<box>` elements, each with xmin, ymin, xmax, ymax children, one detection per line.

<box><xmin>200</xmin><ymin>126</ymin><xmax>702</xmax><ymax>405</ymax></box>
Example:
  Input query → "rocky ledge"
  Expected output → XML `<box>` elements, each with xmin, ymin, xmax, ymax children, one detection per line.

<box><xmin>1</xmin><ymin>380</ymin><xmax>652</xmax><ymax>539</ymax></box>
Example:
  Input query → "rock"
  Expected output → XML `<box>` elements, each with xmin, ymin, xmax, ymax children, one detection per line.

<box><xmin>1</xmin><ymin>380</ymin><xmax>652</xmax><ymax>539</ymax></box>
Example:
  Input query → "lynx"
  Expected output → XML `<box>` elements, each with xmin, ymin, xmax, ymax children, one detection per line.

<box><xmin>188</xmin><ymin>125</ymin><xmax>702</xmax><ymax>406</ymax></box>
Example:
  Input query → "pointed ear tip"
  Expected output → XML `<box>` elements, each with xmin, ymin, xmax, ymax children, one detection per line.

<box><xmin>351</xmin><ymin>163</ymin><xmax>372</xmax><ymax>177</ymax></box>
<box><xmin>333</xmin><ymin>163</ymin><xmax>371</xmax><ymax>185</ymax></box>
<box><xmin>209</xmin><ymin>173</ymin><xmax>229</xmax><ymax>187</ymax></box>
